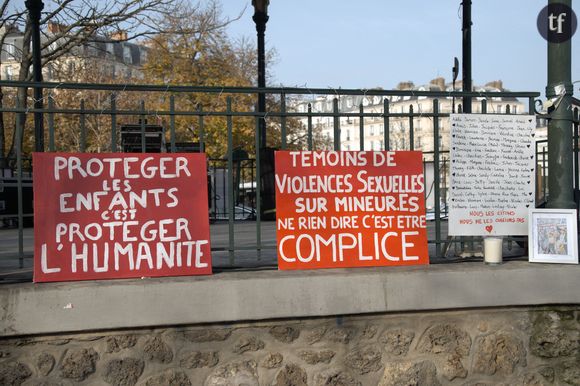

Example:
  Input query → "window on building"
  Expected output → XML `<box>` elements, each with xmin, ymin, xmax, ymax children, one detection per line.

<box><xmin>4</xmin><ymin>66</ymin><xmax>13</xmax><ymax>80</ymax></box>
<box><xmin>379</xmin><ymin>124</ymin><xmax>384</xmax><ymax>134</ymax></box>
<box><xmin>513</xmin><ymin>105</ymin><xmax>518</xmax><ymax>114</ymax></box>
<box><xmin>370</xmin><ymin>125</ymin><xmax>375</xmax><ymax>136</ymax></box>
<box><xmin>6</xmin><ymin>41</ymin><xmax>15</xmax><ymax>58</ymax></box>
<box><xmin>497</xmin><ymin>105</ymin><xmax>502</xmax><ymax>113</ymax></box>
<box><xmin>123</xmin><ymin>45</ymin><xmax>132</xmax><ymax>64</ymax></box>
<box><xmin>346</xmin><ymin>130</ymin><xmax>351</xmax><ymax>141</ymax></box>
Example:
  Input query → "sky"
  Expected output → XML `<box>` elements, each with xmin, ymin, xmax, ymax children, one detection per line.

<box><xmin>217</xmin><ymin>0</ymin><xmax>578</xmax><ymax>96</ymax></box>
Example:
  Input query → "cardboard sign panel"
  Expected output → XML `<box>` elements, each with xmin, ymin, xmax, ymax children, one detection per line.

<box><xmin>33</xmin><ymin>153</ymin><xmax>212</xmax><ymax>282</ymax></box>
<box><xmin>448</xmin><ymin>114</ymin><xmax>536</xmax><ymax>236</ymax></box>
<box><xmin>275</xmin><ymin>151</ymin><xmax>429</xmax><ymax>270</ymax></box>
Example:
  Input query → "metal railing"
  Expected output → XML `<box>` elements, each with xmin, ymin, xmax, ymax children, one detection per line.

<box><xmin>0</xmin><ymin>80</ymin><xmax>544</xmax><ymax>273</ymax></box>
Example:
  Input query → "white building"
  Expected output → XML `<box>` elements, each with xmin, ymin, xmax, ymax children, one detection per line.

<box><xmin>1</xmin><ymin>22</ymin><xmax>148</xmax><ymax>82</ymax></box>
<box><xmin>291</xmin><ymin>78</ymin><xmax>526</xmax><ymax>155</ymax></box>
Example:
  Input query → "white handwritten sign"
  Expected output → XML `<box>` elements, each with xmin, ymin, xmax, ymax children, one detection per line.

<box><xmin>449</xmin><ymin>114</ymin><xmax>536</xmax><ymax>236</ymax></box>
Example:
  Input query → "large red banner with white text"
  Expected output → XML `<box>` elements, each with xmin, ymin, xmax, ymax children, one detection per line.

<box><xmin>275</xmin><ymin>151</ymin><xmax>429</xmax><ymax>270</ymax></box>
<box><xmin>33</xmin><ymin>153</ymin><xmax>212</xmax><ymax>282</ymax></box>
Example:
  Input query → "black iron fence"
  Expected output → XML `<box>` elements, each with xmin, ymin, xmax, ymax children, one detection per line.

<box><xmin>1</xmin><ymin>80</ymin><xmax>560</xmax><ymax>271</ymax></box>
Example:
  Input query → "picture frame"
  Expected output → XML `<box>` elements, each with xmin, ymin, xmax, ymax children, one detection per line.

<box><xmin>528</xmin><ymin>208</ymin><xmax>578</xmax><ymax>264</ymax></box>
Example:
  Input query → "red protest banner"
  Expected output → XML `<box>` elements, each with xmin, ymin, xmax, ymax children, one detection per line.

<box><xmin>33</xmin><ymin>153</ymin><xmax>212</xmax><ymax>282</ymax></box>
<box><xmin>275</xmin><ymin>151</ymin><xmax>428</xmax><ymax>270</ymax></box>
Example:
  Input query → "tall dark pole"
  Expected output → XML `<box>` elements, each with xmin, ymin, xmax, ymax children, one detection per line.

<box><xmin>253</xmin><ymin>2</ymin><xmax>268</xmax><ymax>149</ymax></box>
<box><xmin>253</xmin><ymin>1</ymin><xmax>276</xmax><ymax>219</ymax></box>
<box><xmin>546</xmin><ymin>0</ymin><xmax>575</xmax><ymax>209</ymax></box>
<box><xmin>462</xmin><ymin>0</ymin><xmax>472</xmax><ymax>113</ymax></box>
<box><xmin>25</xmin><ymin>0</ymin><xmax>44</xmax><ymax>152</ymax></box>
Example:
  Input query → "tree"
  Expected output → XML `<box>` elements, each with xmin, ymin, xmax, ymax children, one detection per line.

<box><xmin>142</xmin><ymin>1</ymin><xmax>327</xmax><ymax>158</ymax></box>
<box><xmin>0</xmin><ymin>0</ymin><xmax>181</xmax><ymax>166</ymax></box>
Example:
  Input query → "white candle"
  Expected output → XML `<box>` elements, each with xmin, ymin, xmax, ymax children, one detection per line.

<box><xmin>484</xmin><ymin>237</ymin><xmax>503</xmax><ymax>264</ymax></box>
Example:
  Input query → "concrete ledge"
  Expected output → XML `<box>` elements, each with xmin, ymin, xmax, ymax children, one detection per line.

<box><xmin>1</xmin><ymin>261</ymin><xmax>579</xmax><ymax>337</ymax></box>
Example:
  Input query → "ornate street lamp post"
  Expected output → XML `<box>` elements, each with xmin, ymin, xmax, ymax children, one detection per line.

<box><xmin>252</xmin><ymin>0</ymin><xmax>276</xmax><ymax>219</ymax></box>
<box><xmin>25</xmin><ymin>0</ymin><xmax>45</xmax><ymax>152</ymax></box>
<box><xmin>252</xmin><ymin>0</ymin><xmax>269</xmax><ymax>149</ymax></box>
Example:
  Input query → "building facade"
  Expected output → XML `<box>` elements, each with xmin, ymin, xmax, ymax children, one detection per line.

<box><xmin>291</xmin><ymin>78</ymin><xmax>525</xmax><ymax>154</ymax></box>
<box><xmin>1</xmin><ymin>22</ymin><xmax>147</xmax><ymax>82</ymax></box>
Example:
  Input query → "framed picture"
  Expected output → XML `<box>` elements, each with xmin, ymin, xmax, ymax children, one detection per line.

<box><xmin>529</xmin><ymin>209</ymin><xmax>578</xmax><ymax>264</ymax></box>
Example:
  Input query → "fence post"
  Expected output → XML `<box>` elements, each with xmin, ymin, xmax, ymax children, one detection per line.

<box><xmin>384</xmin><ymin>99</ymin><xmax>390</xmax><ymax>151</ymax></box>
<box><xmin>169</xmin><ymin>96</ymin><xmax>175</xmax><ymax>153</ymax></box>
<box><xmin>48</xmin><ymin>95</ymin><xmax>55</xmax><ymax>151</ymax></box>
<box><xmin>409</xmin><ymin>104</ymin><xmax>414</xmax><ymax>151</ymax></box>
<box><xmin>433</xmin><ymin>99</ymin><xmax>442</xmax><ymax>258</ymax></box>
<box><xmin>307</xmin><ymin>103</ymin><xmax>313</xmax><ymax>150</ymax></box>
<box><xmin>140</xmin><ymin>101</ymin><xmax>146</xmax><ymax>153</ymax></box>
<box><xmin>359</xmin><ymin>104</ymin><xmax>364</xmax><ymax>151</ymax></box>
<box><xmin>80</xmin><ymin>100</ymin><xmax>86</xmax><ymax>152</ymax></box>
<box><xmin>333</xmin><ymin>98</ymin><xmax>340</xmax><ymax>151</ymax></box>
<box><xmin>227</xmin><ymin>97</ymin><xmax>235</xmax><ymax>265</ymax></box>
<box><xmin>110</xmin><ymin>94</ymin><xmax>117</xmax><ymax>152</ymax></box>
<box><xmin>198</xmin><ymin>104</ymin><xmax>205</xmax><ymax>153</ymax></box>
<box><xmin>281</xmin><ymin>93</ymin><xmax>287</xmax><ymax>149</ymax></box>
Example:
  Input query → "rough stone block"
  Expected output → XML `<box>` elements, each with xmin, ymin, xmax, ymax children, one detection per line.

<box><xmin>261</xmin><ymin>353</ymin><xmax>284</xmax><ymax>369</ymax></box>
<box><xmin>344</xmin><ymin>345</ymin><xmax>382</xmax><ymax>375</ymax></box>
<box><xmin>558</xmin><ymin>361</ymin><xmax>580</xmax><ymax>386</ymax></box>
<box><xmin>232</xmin><ymin>336</ymin><xmax>265</xmax><ymax>354</ymax></box>
<box><xmin>473</xmin><ymin>333</ymin><xmax>526</xmax><ymax>375</ymax></box>
<box><xmin>105</xmin><ymin>335</ymin><xmax>137</xmax><ymax>353</ymax></box>
<box><xmin>269</xmin><ymin>326</ymin><xmax>300</xmax><ymax>343</ymax></box>
<box><xmin>314</xmin><ymin>368</ymin><xmax>361</xmax><ymax>386</ymax></box>
<box><xmin>378</xmin><ymin>360</ymin><xmax>440</xmax><ymax>386</ymax></box>
<box><xmin>298</xmin><ymin>350</ymin><xmax>335</xmax><ymax>365</ymax></box>
<box><xmin>417</xmin><ymin>324</ymin><xmax>471</xmax><ymax>357</ymax></box>
<box><xmin>204</xmin><ymin>360</ymin><xmax>258</xmax><ymax>386</ymax></box>
<box><xmin>380</xmin><ymin>328</ymin><xmax>414</xmax><ymax>356</ymax></box>
<box><xmin>0</xmin><ymin>361</ymin><xmax>32</xmax><ymax>386</ymax></box>
<box><xmin>326</xmin><ymin>328</ymin><xmax>354</xmax><ymax>344</ymax></box>
<box><xmin>306</xmin><ymin>327</ymin><xmax>327</xmax><ymax>345</ymax></box>
<box><xmin>59</xmin><ymin>348</ymin><xmax>99</xmax><ymax>381</ymax></box>
<box><xmin>103</xmin><ymin>358</ymin><xmax>144</xmax><ymax>386</ymax></box>
<box><xmin>36</xmin><ymin>352</ymin><xmax>55</xmax><ymax>376</ymax></box>
<box><xmin>144</xmin><ymin>336</ymin><xmax>173</xmax><ymax>364</ymax></box>
<box><xmin>441</xmin><ymin>353</ymin><xmax>467</xmax><ymax>381</ymax></box>
<box><xmin>272</xmin><ymin>363</ymin><xmax>308</xmax><ymax>386</ymax></box>
<box><xmin>530</xmin><ymin>313</ymin><xmax>578</xmax><ymax>358</ymax></box>
<box><xmin>179</xmin><ymin>351</ymin><xmax>219</xmax><ymax>369</ymax></box>
<box><xmin>144</xmin><ymin>369</ymin><xmax>191</xmax><ymax>386</ymax></box>
<box><xmin>361</xmin><ymin>325</ymin><xmax>378</xmax><ymax>340</ymax></box>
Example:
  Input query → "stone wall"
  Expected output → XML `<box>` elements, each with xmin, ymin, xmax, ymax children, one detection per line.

<box><xmin>0</xmin><ymin>306</ymin><xmax>578</xmax><ymax>386</ymax></box>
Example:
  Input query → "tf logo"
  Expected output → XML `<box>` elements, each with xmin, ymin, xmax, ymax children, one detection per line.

<box><xmin>537</xmin><ymin>3</ymin><xmax>577</xmax><ymax>43</ymax></box>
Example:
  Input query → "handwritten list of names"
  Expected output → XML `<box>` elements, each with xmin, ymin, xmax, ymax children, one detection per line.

<box><xmin>449</xmin><ymin>114</ymin><xmax>536</xmax><ymax>236</ymax></box>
